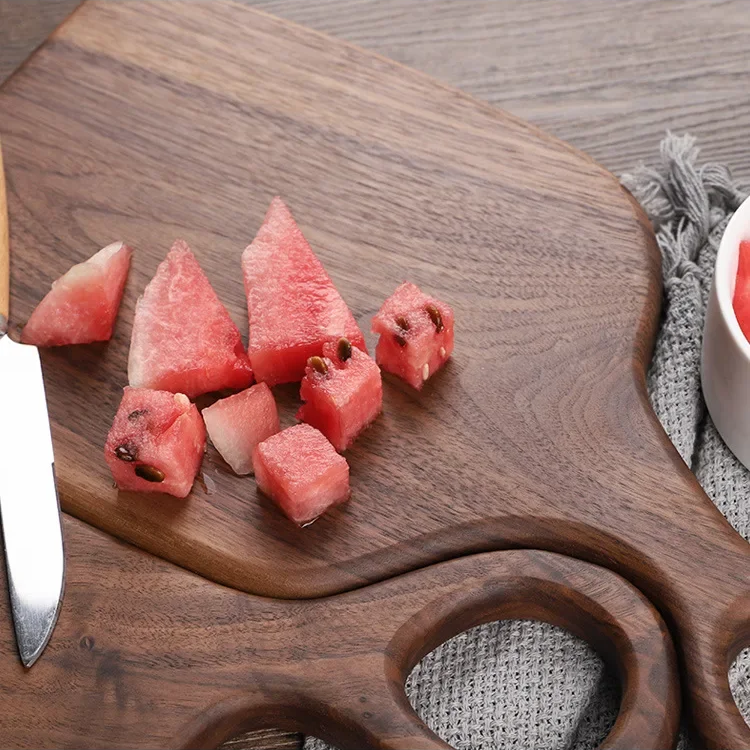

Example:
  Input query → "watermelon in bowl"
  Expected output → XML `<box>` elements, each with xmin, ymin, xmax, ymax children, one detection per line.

<box><xmin>22</xmin><ymin>241</ymin><xmax>132</xmax><ymax>347</ymax></box>
<box><xmin>105</xmin><ymin>387</ymin><xmax>206</xmax><ymax>498</ymax></box>
<box><xmin>203</xmin><ymin>382</ymin><xmax>280</xmax><ymax>475</ymax></box>
<box><xmin>128</xmin><ymin>240</ymin><xmax>253</xmax><ymax>398</ymax></box>
<box><xmin>297</xmin><ymin>337</ymin><xmax>382</xmax><ymax>451</ymax></box>
<box><xmin>242</xmin><ymin>197</ymin><xmax>366</xmax><ymax>385</ymax></box>
<box><xmin>702</xmin><ymin>194</ymin><xmax>750</xmax><ymax>470</ymax></box>
<box><xmin>732</xmin><ymin>239</ymin><xmax>750</xmax><ymax>339</ymax></box>
<box><xmin>372</xmin><ymin>283</ymin><xmax>454</xmax><ymax>389</ymax></box>
<box><xmin>253</xmin><ymin>423</ymin><xmax>350</xmax><ymax>525</ymax></box>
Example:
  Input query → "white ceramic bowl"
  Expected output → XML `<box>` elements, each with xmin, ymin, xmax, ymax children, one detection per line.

<box><xmin>702</xmin><ymin>194</ymin><xmax>750</xmax><ymax>469</ymax></box>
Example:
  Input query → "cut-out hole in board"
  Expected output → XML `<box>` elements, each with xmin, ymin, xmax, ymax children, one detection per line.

<box><xmin>304</xmin><ymin>619</ymin><xmax>619</xmax><ymax>750</ymax></box>
<box><xmin>669</xmin><ymin>647</ymin><xmax>750</xmax><ymax>750</ymax></box>
<box><xmin>730</xmin><ymin>646</ymin><xmax>750</xmax><ymax>729</ymax></box>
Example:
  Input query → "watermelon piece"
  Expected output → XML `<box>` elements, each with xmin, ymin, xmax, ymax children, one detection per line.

<box><xmin>22</xmin><ymin>241</ymin><xmax>132</xmax><ymax>347</ymax></box>
<box><xmin>242</xmin><ymin>197</ymin><xmax>366</xmax><ymax>386</ymax></box>
<box><xmin>105</xmin><ymin>387</ymin><xmax>206</xmax><ymax>498</ymax></box>
<box><xmin>203</xmin><ymin>382</ymin><xmax>281</xmax><ymax>475</ymax></box>
<box><xmin>372</xmin><ymin>282</ymin><xmax>454</xmax><ymax>389</ymax></box>
<box><xmin>734</xmin><ymin>240</ymin><xmax>750</xmax><ymax>341</ymax></box>
<box><xmin>297</xmin><ymin>337</ymin><xmax>382</xmax><ymax>451</ymax></box>
<box><xmin>128</xmin><ymin>240</ymin><xmax>253</xmax><ymax>398</ymax></box>
<box><xmin>253</xmin><ymin>423</ymin><xmax>350</xmax><ymax>525</ymax></box>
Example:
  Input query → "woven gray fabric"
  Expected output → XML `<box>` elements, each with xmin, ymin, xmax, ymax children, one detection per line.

<box><xmin>305</xmin><ymin>135</ymin><xmax>750</xmax><ymax>750</ymax></box>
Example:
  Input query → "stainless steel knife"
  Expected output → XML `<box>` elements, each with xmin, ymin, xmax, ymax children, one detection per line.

<box><xmin>0</xmin><ymin>138</ymin><xmax>64</xmax><ymax>667</ymax></box>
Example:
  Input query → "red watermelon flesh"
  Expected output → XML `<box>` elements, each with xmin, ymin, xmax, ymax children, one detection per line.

<box><xmin>203</xmin><ymin>382</ymin><xmax>280</xmax><ymax>475</ymax></box>
<box><xmin>105</xmin><ymin>387</ymin><xmax>206</xmax><ymax>498</ymax></box>
<box><xmin>253</xmin><ymin>423</ymin><xmax>350</xmax><ymax>525</ymax></box>
<box><xmin>733</xmin><ymin>240</ymin><xmax>750</xmax><ymax>341</ymax></box>
<box><xmin>128</xmin><ymin>240</ymin><xmax>253</xmax><ymax>398</ymax></box>
<box><xmin>242</xmin><ymin>197</ymin><xmax>366</xmax><ymax>386</ymax></box>
<box><xmin>372</xmin><ymin>282</ymin><xmax>454</xmax><ymax>390</ymax></box>
<box><xmin>22</xmin><ymin>241</ymin><xmax>132</xmax><ymax>347</ymax></box>
<box><xmin>297</xmin><ymin>338</ymin><xmax>382</xmax><ymax>451</ymax></box>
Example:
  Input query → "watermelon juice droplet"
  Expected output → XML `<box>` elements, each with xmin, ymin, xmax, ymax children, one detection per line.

<box><xmin>203</xmin><ymin>473</ymin><xmax>217</xmax><ymax>496</ymax></box>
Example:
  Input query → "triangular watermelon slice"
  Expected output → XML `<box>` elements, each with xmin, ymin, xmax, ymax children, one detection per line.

<box><xmin>242</xmin><ymin>197</ymin><xmax>366</xmax><ymax>385</ymax></box>
<box><xmin>128</xmin><ymin>240</ymin><xmax>253</xmax><ymax>398</ymax></box>
<box><xmin>22</xmin><ymin>241</ymin><xmax>133</xmax><ymax>347</ymax></box>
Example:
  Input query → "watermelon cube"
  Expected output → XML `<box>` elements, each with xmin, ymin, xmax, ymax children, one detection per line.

<box><xmin>372</xmin><ymin>283</ymin><xmax>454</xmax><ymax>389</ymax></box>
<box><xmin>128</xmin><ymin>240</ymin><xmax>253</xmax><ymax>398</ymax></box>
<box><xmin>202</xmin><ymin>382</ymin><xmax>281</xmax><ymax>475</ymax></box>
<box><xmin>253</xmin><ymin>424</ymin><xmax>350</xmax><ymax>525</ymax></box>
<box><xmin>297</xmin><ymin>338</ymin><xmax>382</xmax><ymax>451</ymax></box>
<box><xmin>734</xmin><ymin>240</ymin><xmax>750</xmax><ymax>341</ymax></box>
<box><xmin>242</xmin><ymin>197</ymin><xmax>366</xmax><ymax>385</ymax></box>
<box><xmin>105</xmin><ymin>387</ymin><xmax>206</xmax><ymax>498</ymax></box>
<box><xmin>22</xmin><ymin>241</ymin><xmax>132</xmax><ymax>347</ymax></box>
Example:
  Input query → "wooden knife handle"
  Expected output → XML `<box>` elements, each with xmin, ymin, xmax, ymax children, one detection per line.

<box><xmin>0</xmin><ymin>516</ymin><xmax>680</xmax><ymax>750</ymax></box>
<box><xmin>0</xmin><ymin>136</ymin><xmax>9</xmax><ymax>332</ymax></box>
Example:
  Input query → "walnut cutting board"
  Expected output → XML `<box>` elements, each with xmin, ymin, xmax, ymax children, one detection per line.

<box><xmin>2</xmin><ymin>4</ymin><xmax>750</xmax><ymax>743</ymax></box>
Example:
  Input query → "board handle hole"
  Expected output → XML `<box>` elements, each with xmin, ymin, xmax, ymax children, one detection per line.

<box><xmin>302</xmin><ymin>621</ymin><xmax>618</xmax><ymax>750</ymax></box>
<box><xmin>730</xmin><ymin>647</ymin><xmax>750</xmax><ymax>730</ymax></box>
<box><xmin>404</xmin><ymin>619</ymin><xmax>618</xmax><ymax>750</ymax></box>
<box><xmin>300</xmin><ymin>621</ymin><xmax>619</xmax><ymax>750</ymax></box>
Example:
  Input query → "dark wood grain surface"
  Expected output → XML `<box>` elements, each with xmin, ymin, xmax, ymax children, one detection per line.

<box><xmin>2</xmin><ymin>1</ymin><xmax>750</xmax><ymax>747</ymax></box>
<box><xmin>1</xmin><ymin>3</ymin><xmax>749</xmax><ymax>750</ymax></box>
<box><xmin>0</xmin><ymin>1</ymin><xmax>80</xmax><ymax>83</ymax></box>
<box><xmin>2</xmin><ymin>0</ymin><xmax>749</xmax><ymax>178</ymax></box>
<box><xmin>0</xmin><ymin>0</ymin><xmax>670</xmax><ymax>601</ymax></box>
<box><xmin>0</xmin><ymin>514</ymin><xmax>680</xmax><ymax>749</ymax></box>
<box><xmin>252</xmin><ymin>0</ymin><xmax>750</xmax><ymax>178</ymax></box>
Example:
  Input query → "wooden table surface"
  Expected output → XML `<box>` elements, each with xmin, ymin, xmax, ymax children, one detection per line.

<box><xmin>1</xmin><ymin>1</ymin><xmax>748</xmax><ymax>749</ymax></box>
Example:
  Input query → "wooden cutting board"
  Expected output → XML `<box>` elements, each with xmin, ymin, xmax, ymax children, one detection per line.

<box><xmin>1</xmin><ymin>0</ymin><xmax>666</xmax><ymax>598</ymax></box>
<box><xmin>1</xmin><ymin>2</ymin><xmax>749</xmax><ymax>745</ymax></box>
<box><xmin>0</xmin><ymin>515</ymin><xmax>680</xmax><ymax>749</ymax></box>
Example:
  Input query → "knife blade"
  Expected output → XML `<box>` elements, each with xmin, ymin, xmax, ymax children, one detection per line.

<box><xmin>0</xmin><ymin>139</ymin><xmax>64</xmax><ymax>667</ymax></box>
